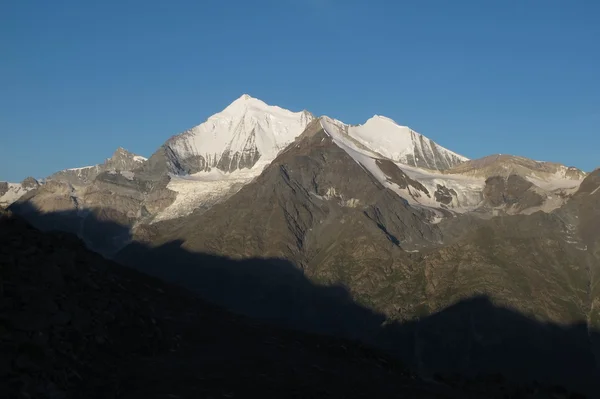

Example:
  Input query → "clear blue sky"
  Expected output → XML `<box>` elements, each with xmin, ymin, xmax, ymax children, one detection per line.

<box><xmin>1</xmin><ymin>0</ymin><xmax>598</xmax><ymax>181</ymax></box>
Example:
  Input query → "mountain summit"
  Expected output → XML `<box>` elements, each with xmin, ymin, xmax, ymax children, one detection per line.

<box><xmin>146</xmin><ymin>94</ymin><xmax>314</xmax><ymax>176</ymax></box>
<box><xmin>323</xmin><ymin>115</ymin><xmax>467</xmax><ymax>171</ymax></box>
<box><xmin>49</xmin><ymin>147</ymin><xmax>147</xmax><ymax>185</ymax></box>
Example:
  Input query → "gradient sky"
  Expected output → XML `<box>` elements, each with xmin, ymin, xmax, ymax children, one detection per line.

<box><xmin>1</xmin><ymin>0</ymin><xmax>598</xmax><ymax>181</ymax></box>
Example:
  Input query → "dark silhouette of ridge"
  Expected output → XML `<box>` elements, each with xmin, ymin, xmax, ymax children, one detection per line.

<box><xmin>6</xmin><ymin>202</ymin><xmax>600</xmax><ymax>397</ymax></box>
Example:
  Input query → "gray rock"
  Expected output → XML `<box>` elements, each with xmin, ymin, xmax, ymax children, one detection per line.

<box><xmin>20</xmin><ymin>177</ymin><xmax>40</xmax><ymax>189</ymax></box>
<box><xmin>0</xmin><ymin>181</ymin><xmax>8</xmax><ymax>197</ymax></box>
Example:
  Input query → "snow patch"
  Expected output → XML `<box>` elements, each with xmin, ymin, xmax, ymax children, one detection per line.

<box><xmin>67</xmin><ymin>166</ymin><xmax>95</xmax><ymax>171</ymax></box>
<box><xmin>152</xmin><ymin>161</ymin><xmax>271</xmax><ymax>222</ymax></box>
<box><xmin>0</xmin><ymin>183</ymin><xmax>35</xmax><ymax>207</ymax></box>
<box><xmin>311</xmin><ymin>186</ymin><xmax>361</xmax><ymax>208</ymax></box>
<box><xmin>525</xmin><ymin>175</ymin><xmax>582</xmax><ymax>191</ymax></box>
<box><xmin>399</xmin><ymin>164</ymin><xmax>485</xmax><ymax>211</ymax></box>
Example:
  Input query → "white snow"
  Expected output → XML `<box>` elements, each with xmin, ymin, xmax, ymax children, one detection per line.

<box><xmin>321</xmin><ymin>117</ymin><xmax>409</xmax><ymax>199</ymax></box>
<box><xmin>67</xmin><ymin>166</ymin><xmax>95</xmax><ymax>171</ymax></box>
<box><xmin>152</xmin><ymin>160</ymin><xmax>271</xmax><ymax>222</ymax></box>
<box><xmin>399</xmin><ymin>164</ymin><xmax>486</xmax><ymax>211</ymax></box>
<box><xmin>320</xmin><ymin>117</ymin><xmax>482</xmax><ymax>213</ymax></box>
<box><xmin>133</xmin><ymin>155</ymin><xmax>147</xmax><ymax>162</ymax></box>
<box><xmin>311</xmin><ymin>186</ymin><xmax>361</xmax><ymax>208</ymax></box>
<box><xmin>347</xmin><ymin>115</ymin><xmax>468</xmax><ymax>169</ymax></box>
<box><xmin>591</xmin><ymin>185</ymin><xmax>600</xmax><ymax>196</ymax></box>
<box><xmin>0</xmin><ymin>183</ymin><xmax>34</xmax><ymax>207</ymax></box>
<box><xmin>525</xmin><ymin>175</ymin><xmax>582</xmax><ymax>191</ymax></box>
<box><xmin>166</xmin><ymin>94</ymin><xmax>313</xmax><ymax>173</ymax></box>
<box><xmin>151</xmin><ymin>95</ymin><xmax>314</xmax><ymax>221</ymax></box>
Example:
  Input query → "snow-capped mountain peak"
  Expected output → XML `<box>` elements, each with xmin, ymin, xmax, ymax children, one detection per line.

<box><xmin>369</xmin><ymin>114</ymin><xmax>404</xmax><ymax>126</ymax></box>
<box><xmin>160</xmin><ymin>95</ymin><xmax>314</xmax><ymax>174</ymax></box>
<box><xmin>323</xmin><ymin>115</ymin><xmax>467</xmax><ymax>171</ymax></box>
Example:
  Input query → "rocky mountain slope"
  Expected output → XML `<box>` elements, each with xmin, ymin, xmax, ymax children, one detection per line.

<box><xmin>3</xmin><ymin>208</ymin><xmax>582</xmax><ymax>399</ymax></box>
<box><xmin>114</xmin><ymin>121</ymin><xmax>599</xmax><ymax>395</ymax></box>
<box><xmin>12</xmin><ymin>95</ymin><xmax>586</xmax><ymax>237</ymax></box>
<box><xmin>5</xmin><ymin>95</ymin><xmax>597</xmax><ymax>395</ymax></box>
<box><xmin>49</xmin><ymin>147</ymin><xmax>147</xmax><ymax>186</ymax></box>
<box><xmin>0</xmin><ymin>177</ymin><xmax>40</xmax><ymax>208</ymax></box>
<box><xmin>10</xmin><ymin>96</ymin><xmax>317</xmax><ymax>250</ymax></box>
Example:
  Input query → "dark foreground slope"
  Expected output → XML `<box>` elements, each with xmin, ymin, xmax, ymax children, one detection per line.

<box><xmin>1</xmin><ymin>209</ymin><xmax>589</xmax><ymax>399</ymax></box>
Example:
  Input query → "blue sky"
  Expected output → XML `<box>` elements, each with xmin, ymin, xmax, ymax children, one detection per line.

<box><xmin>1</xmin><ymin>0</ymin><xmax>598</xmax><ymax>181</ymax></box>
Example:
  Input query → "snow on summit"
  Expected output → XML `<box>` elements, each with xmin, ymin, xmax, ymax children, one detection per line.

<box><xmin>153</xmin><ymin>94</ymin><xmax>314</xmax><ymax>221</ymax></box>
<box><xmin>348</xmin><ymin>115</ymin><xmax>468</xmax><ymax>171</ymax></box>
<box><xmin>164</xmin><ymin>94</ymin><xmax>314</xmax><ymax>174</ymax></box>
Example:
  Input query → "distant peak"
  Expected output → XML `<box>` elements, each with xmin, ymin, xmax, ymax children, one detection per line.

<box><xmin>366</xmin><ymin>115</ymin><xmax>408</xmax><ymax>129</ymax></box>
<box><xmin>20</xmin><ymin>176</ymin><xmax>40</xmax><ymax>189</ymax></box>
<box><xmin>224</xmin><ymin>94</ymin><xmax>268</xmax><ymax>110</ymax></box>
<box><xmin>114</xmin><ymin>146</ymin><xmax>130</xmax><ymax>154</ymax></box>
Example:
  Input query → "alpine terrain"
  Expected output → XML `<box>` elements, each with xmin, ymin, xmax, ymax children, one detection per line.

<box><xmin>2</xmin><ymin>208</ymin><xmax>586</xmax><ymax>398</ymax></box>
<box><xmin>5</xmin><ymin>94</ymin><xmax>599</xmax><ymax>397</ymax></box>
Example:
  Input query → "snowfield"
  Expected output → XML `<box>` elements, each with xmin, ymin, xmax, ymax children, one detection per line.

<box><xmin>164</xmin><ymin>94</ymin><xmax>313</xmax><ymax>174</ymax></box>
<box><xmin>153</xmin><ymin>161</ymin><xmax>271</xmax><ymax>222</ymax></box>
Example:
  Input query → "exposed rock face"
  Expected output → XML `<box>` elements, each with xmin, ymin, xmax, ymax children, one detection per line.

<box><xmin>20</xmin><ymin>176</ymin><xmax>40</xmax><ymax>189</ymax></box>
<box><xmin>14</xmin><ymin>180</ymin><xmax>78</xmax><ymax>214</ymax></box>
<box><xmin>482</xmin><ymin>174</ymin><xmax>545</xmax><ymax>213</ymax></box>
<box><xmin>114</xmin><ymin>122</ymin><xmax>600</xmax><ymax>395</ymax></box>
<box><xmin>162</xmin><ymin>122</ymin><xmax>441</xmax><ymax>259</ymax></box>
<box><xmin>49</xmin><ymin>147</ymin><xmax>147</xmax><ymax>186</ymax></box>
<box><xmin>434</xmin><ymin>184</ymin><xmax>457</xmax><ymax>205</ymax></box>
<box><xmin>447</xmin><ymin>154</ymin><xmax>586</xmax><ymax>180</ymax></box>
<box><xmin>50</xmin><ymin>165</ymin><xmax>103</xmax><ymax>185</ymax></box>
<box><xmin>0</xmin><ymin>181</ymin><xmax>8</xmax><ymax>197</ymax></box>
<box><xmin>375</xmin><ymin>159</ymin><xmax>431</xmax><ymax>194</ymax></box>
<box><xmin>0</xmin><ymin>179</ymin><xmax>40</xmax><ymax>208</ymax></box>
<box><xmin>10</xmin><ymin>146</ymin><xmax>176</xmax><ymax>255</ymax></box>
<box><xmin>104</xmin><ymin>147</ymin><xmax>147</xmax><ymax>171</ymax></box>
<box><xmin>10</xmin><ymin>172</ymin><xmax>177</xmax><ymax>256</ymax></box>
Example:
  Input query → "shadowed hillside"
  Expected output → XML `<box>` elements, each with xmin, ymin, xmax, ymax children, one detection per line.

<box><xmin>3</xmin><ymin>205</ymin><xmax>598</xmax><ymax>397</ymax></box>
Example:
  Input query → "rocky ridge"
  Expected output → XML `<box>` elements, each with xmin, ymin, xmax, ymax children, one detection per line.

<box><xmin>2</xmin><ymin>208</ymin><xmax>583</xmax><ymax>398</ymax></box>
<box><xmin>114</xmin><ymin>123</ymin><xmax>600</xmax><ymax>395</ymax></box>
<box><xmin>0</xmin><ymin>177</ymin><xmax>40</xmax><ymax>208</ymax></box>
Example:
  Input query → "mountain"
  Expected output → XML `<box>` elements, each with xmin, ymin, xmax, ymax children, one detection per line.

<box><xmin>0</xmin><ymin>177</ymin><xmax>40</xmax><ymax>207</ymax></box>
<box><xmin>4</xmin><ymin>208</ymin><xmax>582</xmax><ymax>399</ymax></box>
<box><xmin>114</xmin><ymin>118</ymin><xmax>599</xmax><ymax>394</ymax></box>
<box><xmin>6</xmin><ymin>95</ymin><xmax>598</xmax><ymax>394</ymax></box>
<box><xmin>341</xmin><ymin>115</ymin><xmax>468</xmax><ymax>170</ymax></box>
<box><xmin>9</xmin><ymin>96</ymin><xmax>315</xmax><ymax>253</ymax></box>
<box><xmin>49</xmin><ymin>147</ymin><xmax>148</xmax><ymax>186</ymax></box>
<box><xmin>142</xmin><ymin>94</ymin><xmax>314</xmax><ymax>177</ymax></box>
<box><xmin>141</xmin><ymin>94</ymin><xmax>315</xmax><ymax>221</ymax></box>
